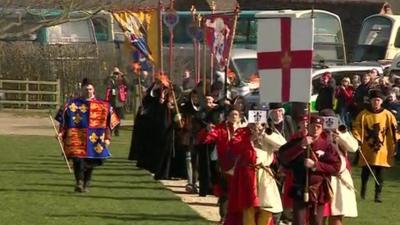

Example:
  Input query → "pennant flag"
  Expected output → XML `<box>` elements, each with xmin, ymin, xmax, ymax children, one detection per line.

<box><xmin>257</xmin><ymin>17</ymin><xmax>314</xmax><ymax>103</ymax></box>
<box><xmin>203</xmin><ymin>12</ymin><xmax>238</xmax><ymax>68</ymax></box>
<box><xmin>112</xmin><ymin>11</ymin><xmax>154</xmax><ymax>62</ymax></box>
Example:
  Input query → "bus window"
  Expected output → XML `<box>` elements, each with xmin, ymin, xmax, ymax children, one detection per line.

<box><xmin>353</xmin><ymin>16</ymin><xmax>392</xmax><ymax>61</ymax></box>
<box><xmin>46</xmin><ymin>20</ymin><xmax>95</xmax><ymax>44</ymax></box>
<box><xmin>302</xmin><ymin>11</ymin><xmax>345</xmax><ymax>64</ymax></box>
<box><xmin>395</xmin><ymin>28</ymin><xmax>400</xmax><ymax>48</ymax></box>
<box><xmin>92</xmin><ymin>17</ymin><xmax>109</xmax><ymax>41</ymax></box>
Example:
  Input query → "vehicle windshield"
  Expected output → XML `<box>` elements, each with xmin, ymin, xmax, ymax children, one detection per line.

<box><xmin>232</xmin><ymin>58</ymin><xmax>258</xmax><ymax>83</ymax></box>
<box><xmin>353</xmin><ymin>16</ymin><xmax>392</xmax><ymax>61</ymax></box>
<box><xmin>301</xmin><ymin>12</ymin><xmax>345</xmax><ymax>64</ymax></box>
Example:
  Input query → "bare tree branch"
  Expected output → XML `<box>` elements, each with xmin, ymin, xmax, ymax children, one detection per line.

<box><xmin>0</xmin><ymin>0</ymin><xmax>141</xmax><ymax>41</ymax></box>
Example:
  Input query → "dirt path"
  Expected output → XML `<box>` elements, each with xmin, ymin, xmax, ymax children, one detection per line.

<box><xmin>0</xmin><ymin>112</ymin><xmax>220</xmax><ymax>223</ymax></box>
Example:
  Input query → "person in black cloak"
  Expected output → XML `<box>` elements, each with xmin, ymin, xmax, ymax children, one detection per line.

<box><xmin>153</xmin><ymin>85</ymin><xmax>187</xmax><ymax>180</ymax></box>
<box><xmin>128</xmin><ymin>80</ymin><xmax>162</xmax><ymax>171</ymax></box>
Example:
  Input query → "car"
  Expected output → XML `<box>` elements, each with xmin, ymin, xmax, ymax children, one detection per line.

<box><xmin>217</xmin><ymin>48</ymin><xmax>385</xmax><ymax>117</ymax></box>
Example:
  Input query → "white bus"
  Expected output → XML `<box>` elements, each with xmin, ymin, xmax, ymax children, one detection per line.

<box><xmin>353</xmin><ymin>13</ymin><xmax>400</xmax><ymax>62</ymax></box>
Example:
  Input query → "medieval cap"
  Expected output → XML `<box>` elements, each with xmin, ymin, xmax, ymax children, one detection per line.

<box><xmin>319</xmin><ymin>108</ymin><xmax>336</xmax><ymax>117</ymax></box>
<box><xmin>269</xmin><ymin>102</ymin><xmax>284</xmax><ymax>110</ymax></box>
<box><xmin>310</xmin><ymin>116</ymin><xmax>324</xmax><ymax>125</ymax></box>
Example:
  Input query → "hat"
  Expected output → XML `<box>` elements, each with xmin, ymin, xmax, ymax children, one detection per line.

<box><xmin>113</xmin><ymin>67</ymin><xmax>123</xmax><ymax>74</ymax></box>
<box><xmin>298</xmin><ymin>114</ymin><xmax>308</xmax><ymax>122</ymax></box>
<box><xmin>269</xmin><ymin>102</ymin><xmax>284</xmax><ymax>110</ymax></box>
<box><xmin>368</xmin><ymin>89</ymin><xmax>385</xmax><ymax>100</ymax></box>
<box><xmin>319</xmin><ymin>108</ymin><xmax>335</xmax><ymax>117</ymax></box>
<box><xmin>310</xmin><ymin>116</ymin><xmax>324</xmax><ymax>125</ymax></box>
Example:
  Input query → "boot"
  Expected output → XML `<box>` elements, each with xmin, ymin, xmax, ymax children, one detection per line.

<box><xmin>83</xmin><ymin>168</ymin><xmax>93</xmax><ymax>193</ymax></box>
<box><xmin>75</xmin><ymin>180</ymin><xmax>84</xmax><ymax>193</ymax></box>
<box><xmin>360</xmin><ymin>183</ymin><xmax>367</xmax><ymax>200</ymax></box>
<box><xmin>374</xmin><ymin>192</ymin><xmax>382</xmax><ymax>203</ymax></box>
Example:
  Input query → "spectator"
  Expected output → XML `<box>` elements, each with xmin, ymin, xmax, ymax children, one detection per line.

<box><xmin>335</xmin><ymin>77</ymin><xmax>354</xmax><ymax>126</ymax></box>
<box><xmin>352</xmin><ymin>75</ymin><xmax>361</xmax><ymax>89</ymax></box>
<box><xmin>316</xmin><ymin>72</ymin><xmax>336</xmax><ymax>112</ymax></box>
<box><xmin>353</xmin><ymin>73</ymin><xmax>373</xmax><ymax>118</ymax></box>
<box><xmin>182</xmin><ymin>69</ymin><xmax>196</xmax><ymax>91</ymax></box>
<box><xmin>105</xmin><ymin>67</ymin><xmax>128</xmax><ymax>136</ymax></box>
<box><xmin>377</xmin><ymin>76</ymin><xmax>391</xmax><ymax>96</ymax></box>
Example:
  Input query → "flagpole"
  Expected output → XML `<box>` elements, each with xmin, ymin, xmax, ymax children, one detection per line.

<box><xmin>191</xmin><ymin>6</ymin><xmax>199</xmax><ymax>83</ymax></box>
<box><xmin>208</xmin><ymin>1</ymin><xmax>216</xmax><ymax>91</ymax></box>
<box><xmin>168</xmin><ymin>0</ymin><xmax>175</xmax><ymax>82</ymax></box>
<box><xmin>159</xmin><ymin>0</ymin><xmax>164</xmax><ymax>73</ymax></box>
<box><xmin>49</xmin><ymin>115</ymin><xmax>73</xmax><ymax>174</ymax></box>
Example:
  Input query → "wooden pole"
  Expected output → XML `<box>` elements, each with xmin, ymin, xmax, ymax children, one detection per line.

<box><xmin>49</xmin><ymin>115</ymin><xmax>73</xmax><ymax>174</ymax></box>
<box><xmin>159</xmin><ymin>0</ymin><xmax>164</xmax><ymax>73</ymax></box>
<box><xmin>304</xmin><ymin>102</ymin><xmax>311</xmax><ymax>202</ymax></box>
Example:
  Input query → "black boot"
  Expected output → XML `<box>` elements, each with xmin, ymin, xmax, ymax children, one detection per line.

<box><xmin>83</xmin><ymin>168</ymin><xmax>93</xmax><ymax>193</ymax></box>
<box><xmin>361</xmin><ymin>183</ymin><xmax>367</xmax><ymax>200</ymax></box>
<box><xmin>374</xmin><ymin>192</ymin><xmax>382</xmax><ymax>203</ymax></box>
<box><xmin>75</xmin><ymin>180</ymin><xmax>84</xmax><ymax>192</ymax></box>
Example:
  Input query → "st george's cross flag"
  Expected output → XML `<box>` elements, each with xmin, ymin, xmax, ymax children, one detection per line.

<box><xmin>257</xmin><ymin>17</ymin><xmax>314</xmax><ymax>103</ymax></box>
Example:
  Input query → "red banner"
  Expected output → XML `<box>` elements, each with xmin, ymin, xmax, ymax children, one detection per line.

<box><xmin>203</xmin><ymin>12</ymin><xmax>237</xmax><ymax>68</ymax></box>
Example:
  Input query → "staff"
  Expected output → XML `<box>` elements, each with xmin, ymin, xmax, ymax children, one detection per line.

<box><xmin>49</xmin><ymin>115</ymin><xmax>73</xmax><ymax>173</ymax></box>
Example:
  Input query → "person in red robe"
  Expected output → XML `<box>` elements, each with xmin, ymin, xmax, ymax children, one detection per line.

<box><xmin>278</xmin><ymin>116</ymin><xmax>341</xmax><ymax>225</ymax></box>
<box><xmin>198</xmin><ymin>108</ymin><xmax>243</xmax><ymax>225</ymax></box>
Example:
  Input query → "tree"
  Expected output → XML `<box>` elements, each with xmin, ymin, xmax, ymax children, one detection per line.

<box><xmin>0</xmin><ymin>0</ymin><xmax>148</xmax><ymax>41</ymax></box>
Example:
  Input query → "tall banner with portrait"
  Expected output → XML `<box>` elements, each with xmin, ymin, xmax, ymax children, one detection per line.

<box><xmin>203</xmin><ymin>12</ymin><xmax>238</xmax><ymax>68</ymax></box>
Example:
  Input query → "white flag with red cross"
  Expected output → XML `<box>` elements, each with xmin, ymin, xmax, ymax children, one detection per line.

<box><xmin>257</xmin><ymin>17</ymin><xmax>314</xmax><ymax>103</ymax></box>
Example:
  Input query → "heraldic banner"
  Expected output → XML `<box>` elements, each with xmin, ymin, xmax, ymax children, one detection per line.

<box><xmin>112</xmin><ymin>11</ymin><xmax>155</xmax><ymax>62</ymax></box>
<box><xmin>257</xmin><ymin>17</ymin><xmax>314</xmax><ymax>103</ymax></box>
<box><xmin>203</xmin><ymin>12</ymin><xmax>237</xmax><ymax>68</ymax></box>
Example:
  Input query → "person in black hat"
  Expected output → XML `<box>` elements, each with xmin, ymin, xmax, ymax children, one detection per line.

<box><xmin>352</xmin><ymin>89</ymin><xmax>399</xmax><ymax>203</ymax></box>
<box><xmin>267</xmin><ymin>102</ymin><xmax>295</xmax><ymax>140</ymax></box>
<box><xmin>267</xmin><ymin>102</ymin><xmax>295</xmax><ymax>225</ymax></box>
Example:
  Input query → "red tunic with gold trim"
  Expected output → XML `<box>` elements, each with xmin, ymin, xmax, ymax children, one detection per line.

<box><xmin>56</xmin><ymin>98</ymin><xmax>120</xmax><ymax>158</ymax></box>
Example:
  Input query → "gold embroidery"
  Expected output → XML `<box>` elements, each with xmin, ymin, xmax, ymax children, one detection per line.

<box><xmin>94</xmin><ymin>143</ymin><xmax>103</xmax><ymax>153</ymax></box>
<box><xmin>100</xmin><ymin>133</ymin><xmax>105</xmax><ymax>142</ymax></box>
<box><xmin>281</xmin><ymin>51</ymin><xmax>292</xmax><ymax>69</ymax></box>
<box><xmin>73</xmin><ymin>114</ymin><xmax>82</xmax><ymax>124</ymax></box>
<box><xmin>89</xmin><ymin>132</ymin><xmax>98</xmax><ymax>143</ymax></box>
<box><xmin>69</xmin><ymin>103</ymin><xmax>78</xmax><ymax>112</ymax></box>
<box><xmin>79</xmin><ymin>104</ymin><xmax>88</xmax><ymax>113</ymax></box>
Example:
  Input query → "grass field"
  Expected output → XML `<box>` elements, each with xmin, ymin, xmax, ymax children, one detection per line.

<box><xmin>0</xmin><ymin>130</ymin><xmax>399</xmax><ymax>225</ymax></box>
<box><xmin>0</xmin><ymin>131</ymin><xmax>212</xmax><ymax>225</ymax></box>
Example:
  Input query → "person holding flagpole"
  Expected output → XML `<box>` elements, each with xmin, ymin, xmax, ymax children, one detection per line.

<box><xmin>56</xmin><ymin>78</ymin><xmax>119</xmax><ymax>192</ymax></box>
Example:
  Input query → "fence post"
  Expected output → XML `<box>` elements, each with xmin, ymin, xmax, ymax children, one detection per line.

<box><xmin>25</xmin><ymin>78</ymin><xmax>29</xmax><ymax>110</ymax></box>
<box><xmin>56</xmin><ymin>79</ymin><xmax>61</xmax><ymax>110</ymax></box>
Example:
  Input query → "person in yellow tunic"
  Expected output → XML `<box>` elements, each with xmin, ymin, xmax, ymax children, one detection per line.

<box><xmin>352</xmin><ymin>89</ymin><xmax>399</xmax><ymax>202</ymax></box>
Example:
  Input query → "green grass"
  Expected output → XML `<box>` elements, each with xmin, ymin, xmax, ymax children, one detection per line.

<box><xmin>345</xmin><ymin>156</ymin><xmax>400</xmax><ymax>225</ymax></box>
<box><xmin>0</xmin><ymin>131</ymin><xmax>212</xmax><ymax>225</ymax></box>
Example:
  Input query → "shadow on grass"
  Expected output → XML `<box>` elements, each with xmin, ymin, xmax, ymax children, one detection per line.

<box><xmin>51</xmin><ymin>193</ymin><xmax>180</xmax><ymax>201</ymax></box>
<box><xmin>0</xmin><ymin>169</ymin><xmax>68</xmax><ymax>175</ymax></box>
<box><xmin>47</xmin><ymin>212</ymin><xmax>204</xmax><ymax>222</ymax></box>
<box><xmin>0</xmin><ymin>188</ymin><xmax>71</xmax><ymax>194</ymax></box>
<box><xmin>25</xmin><ymin>182</ymin><xmax>165</xmax><ymax>190</ymax></box>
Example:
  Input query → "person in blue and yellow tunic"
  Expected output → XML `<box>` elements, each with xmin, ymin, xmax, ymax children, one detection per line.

<box><xmin>56</xmin><ymin>79</ymin><xmax>120</xmax><ymax>192</ymax></box>
<box><xmin>352</xmin><ymin>89</ymin><xmax>399</xmax><ymax>203</ymax></box>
